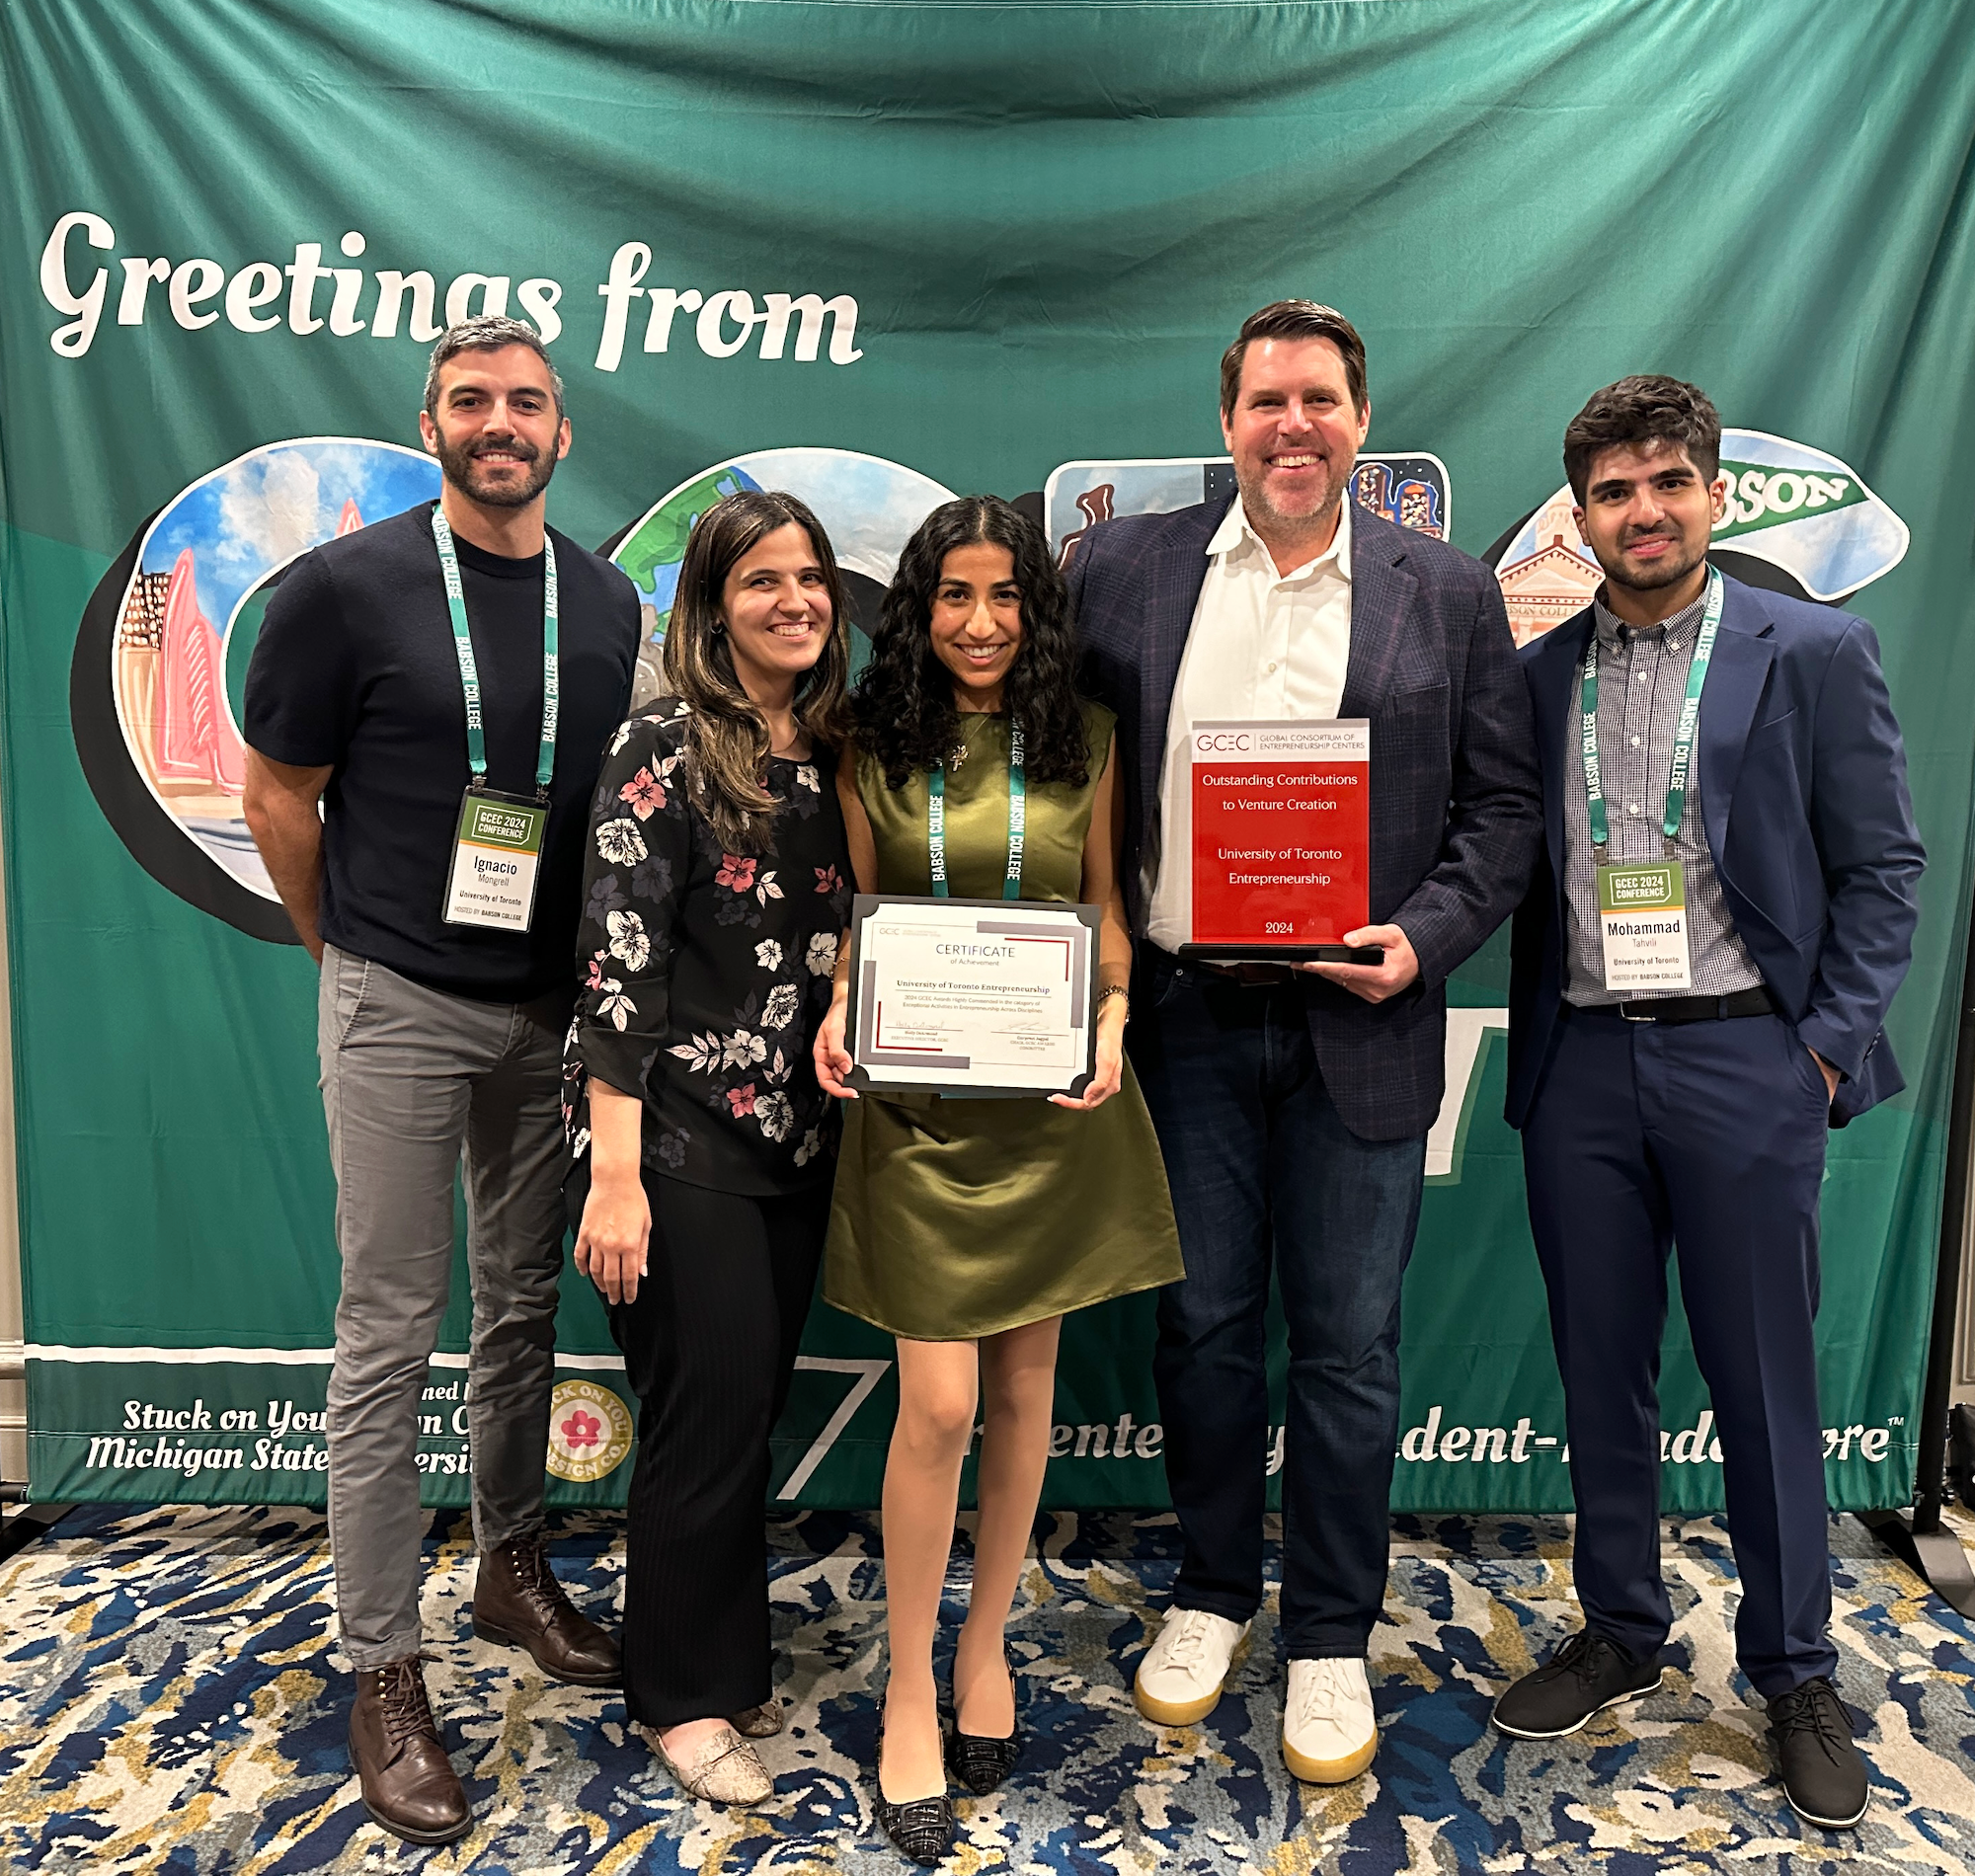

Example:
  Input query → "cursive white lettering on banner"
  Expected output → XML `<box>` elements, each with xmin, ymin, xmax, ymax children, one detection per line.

<box><xmin>39</xmin><ymin>214</ymin><xmax>872</xmax><ymax>371</ymax></box>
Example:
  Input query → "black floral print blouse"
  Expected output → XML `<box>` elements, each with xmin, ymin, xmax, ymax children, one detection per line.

<box><xmin>564</xmin><ymin>697</ymin><xmax>854</xmax><ymax>1195</ymax></box>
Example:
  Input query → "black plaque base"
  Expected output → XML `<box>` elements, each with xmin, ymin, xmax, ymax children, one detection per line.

<box><xmin>1178</xmin><ymin>943</ymin><xmax>1386</xmax><ymax>965</ymax></box>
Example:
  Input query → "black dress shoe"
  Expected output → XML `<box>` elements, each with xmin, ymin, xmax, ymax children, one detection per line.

<box><xmin>1769</xmin><ymin>1677</ymin><xmax>1868</xmax><ymax>1829</ymax></box>
<box><xmin>946</xmin><ymin>1648</ymin><xmax>1021</xmax><ymax>1794</ymax></box>
<box><xmin>1492</xmin><ymin>1629</ymin><xmax>1665</xmax><ymax>1739</ymax></box>
<box><xmin>874</xmin><ymin>1790</ymin><xmax>955</xmax><ymax>1865</ymax></box>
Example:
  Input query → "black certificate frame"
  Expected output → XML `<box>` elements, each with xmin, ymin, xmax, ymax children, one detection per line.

<box><xmin>843</xmin><ymin>893</ymin><xmax>1103</xmax><ymax>1099</ymax></box>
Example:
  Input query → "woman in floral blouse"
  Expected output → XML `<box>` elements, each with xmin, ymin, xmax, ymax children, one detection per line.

<box><xmin>564</xmin><ymin>490</ymin><xmax>853</xmax><ymax>1805</ymax></box>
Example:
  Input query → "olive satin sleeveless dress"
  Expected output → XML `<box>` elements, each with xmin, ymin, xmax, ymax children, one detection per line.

<box><xmin>823</xmin><ymin>703</ymin><xmax>1184</xmax><ymax>1340</ymax></box>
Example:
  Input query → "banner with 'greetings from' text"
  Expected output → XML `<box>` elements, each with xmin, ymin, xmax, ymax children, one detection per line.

<box><xmin>3</xmin><ymin>0</ymin><xmax>1973</xmax><ymax>1514</ymax></box>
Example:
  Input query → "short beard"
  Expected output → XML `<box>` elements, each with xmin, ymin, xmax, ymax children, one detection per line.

<box><xmin>1233</xmin><ymin>459</ymin><xmax>1345</xmax><ymax>552</ymax></box>
<box><xmin>435</xmin><ymin>432</ymin><xmax>557</xmax><ymax>510</ymax></box>
<box><xmin>1599</xmin><ymin>531</ymin><xmax>1707</xmax><ymax>594</ymax></box>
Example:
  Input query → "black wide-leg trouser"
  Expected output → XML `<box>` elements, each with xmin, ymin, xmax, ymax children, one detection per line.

<box><xmin>566</xmin><ymin>1164</ymin><xmax>829</xmax><ymax>1729</ymax></box>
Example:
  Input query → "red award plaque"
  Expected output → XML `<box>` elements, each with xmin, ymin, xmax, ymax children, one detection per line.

<box><xmin>1186</xmin><ymin>719</ymin><xmax>1379</xmax><ymax>962</ymax></box>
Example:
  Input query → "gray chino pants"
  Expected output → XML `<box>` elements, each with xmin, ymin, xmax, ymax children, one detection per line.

<box><xmin>318</xmin><ymin>944</ymin><xmax>571</xmax><ymax>1668</ymax></box>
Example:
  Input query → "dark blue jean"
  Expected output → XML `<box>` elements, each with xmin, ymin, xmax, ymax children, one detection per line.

<box><xmin>1129</xmin><ymin>947</ymin><xmax>1427</xmax><ymax>1658</ymax></box>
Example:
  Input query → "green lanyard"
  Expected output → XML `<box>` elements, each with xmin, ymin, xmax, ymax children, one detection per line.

<box><xmin>432</xmin><ymin>506</ymin><xmax>560</xmax><ymax>801</ymax></box>
<box><xmin>1581</xmin><ymin>567</ymin><xmax>1723</xmax><ymax>857</ymax></box>
<box><xmin>929</xmin><ymin>719</ymin><xmax>1025</xmax><ymax>899</ymax></box>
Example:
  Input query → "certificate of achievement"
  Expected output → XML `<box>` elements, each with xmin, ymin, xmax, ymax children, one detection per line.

<box><xmin>845</xmin><ymin>895</ymin><xmax>1100</xmax><ymax>1097</ymax></box>
<box><xmin>1185</xmin><ymin>719</ymin><xmax>1379</xmax><ymax>962</ymax></box>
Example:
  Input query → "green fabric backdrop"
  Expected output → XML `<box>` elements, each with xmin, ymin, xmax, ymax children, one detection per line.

<box><xmin>2</xmin><ymin>0</ymin><xmax>1971</xmax><ymax>1513</ymax></box>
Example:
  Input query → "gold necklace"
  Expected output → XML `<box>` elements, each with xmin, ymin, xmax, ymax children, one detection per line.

<box><xmin>947</xmin><ymin>711</ymin><xmax>989</xmax><ymax>773</ymax></box>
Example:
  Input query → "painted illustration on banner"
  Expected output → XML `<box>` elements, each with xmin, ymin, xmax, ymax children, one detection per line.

<box><xmin>1044</xmin><ymin>453</ymin><xmax>1452</xmax><ymax>566</ymax></box>
<box><xmin>76</xmin><ymin>438</ymin><xmax>441</xmax><ymax>938</ymax></box>
<box><xmin>1492</xmin><ymin>489</ymin><xmax>1604</xmax><ymax>645</ymax></box>
<box><xmin>118</xmin><ymin>443</ymin><xmax>438</xmax><ymax>895</ymax></box>
<box><xmin>605</xmin><ymin>447</ymin><xmax>955</xmax><ymax>707</ymax></box>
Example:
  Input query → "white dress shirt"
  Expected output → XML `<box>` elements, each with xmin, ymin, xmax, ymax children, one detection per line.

<box><xmin>1145</xmin><ymin>497</ymin><xmax>1355</xmax><ymax>952</ymax></box>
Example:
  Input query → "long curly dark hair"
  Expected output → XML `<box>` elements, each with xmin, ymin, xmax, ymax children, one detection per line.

<box><xmin>852</xmin><ymin>496</ymin><xmax>1090</xmax><ymax>792</ymax></box>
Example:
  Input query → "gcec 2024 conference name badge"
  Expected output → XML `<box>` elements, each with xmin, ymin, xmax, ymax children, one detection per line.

<box><xmin>1597</xmin><ymin>860</ymin><xmax>1691</xmax><ymax>990</ymax></box>
<box><xmin>443</xmin><ymin>788</ymin><xmax>547</xmax><ymax>930</ymax></box>
<box><xmin>1185</xmin><ymin>720</ymin><xmax>1381</xmax><ymax>963</ymax></box>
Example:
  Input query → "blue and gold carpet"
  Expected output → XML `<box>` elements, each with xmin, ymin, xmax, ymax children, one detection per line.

<box><xmin>4</xmin><ymin>1503</ymin><xmax>1974</xmax><ymax>1872</ymax></box>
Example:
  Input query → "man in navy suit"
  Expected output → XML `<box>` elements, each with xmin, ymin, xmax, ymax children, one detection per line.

<box><xmin>1493</xmin><ymin>376</ymin><xmax>1923</xmax><ymax>1831</ymax></box>
<box><xmin>1070</xmin><ymin>301</ymin><xmax>1540</xmax><ymax>1784</ymax></box>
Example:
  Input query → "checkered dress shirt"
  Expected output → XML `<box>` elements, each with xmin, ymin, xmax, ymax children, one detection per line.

<box><xmin>1561</xmin><ymin>584</ymin><xmax>1764</xmax><ymax>1005</ymax></box>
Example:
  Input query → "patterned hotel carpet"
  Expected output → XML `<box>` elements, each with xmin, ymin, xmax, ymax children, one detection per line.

<box><xmin>5</xmin><ymin>1505</ymin><xmax>1975</xmax><ymax>1873</ymax></box>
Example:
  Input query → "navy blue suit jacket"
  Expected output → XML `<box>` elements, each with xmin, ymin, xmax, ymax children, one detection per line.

<box><xmin>1070</xmin><ymin>498</ymin><xmax>1542</xmax><ymax>1141</ymax></box>
<box><xmin>1505</xmin><ymin>573</ymin><xmax>1925</xmax><ymax>1130</ymax></box>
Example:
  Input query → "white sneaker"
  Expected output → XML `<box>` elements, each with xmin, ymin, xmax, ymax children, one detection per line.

<box><xmin>1134</xmin><ymin>1607</ymin><xmax>1250</xmax><ymax>1726</ymax></box>
<box><xmin>1282</xmin><ymin>1657</ymin><xmax>1379</xmax><ymax>1783</ymax></box>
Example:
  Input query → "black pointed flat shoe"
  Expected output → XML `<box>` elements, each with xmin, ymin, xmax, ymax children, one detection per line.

<box><xmin>945</xmin><ymin>1722</ymin><xmax>1022</xmax><ymax>1795</ymax></box>
<box><xmin>873</xmin><ymin>1790</ymin><xmax>955</xmax><ymax>1865</ymax></box>
<box><xmin>946</xmin><ymin>1643</ymin><xmax>1023</xmax><ymax>1794</ymax></box>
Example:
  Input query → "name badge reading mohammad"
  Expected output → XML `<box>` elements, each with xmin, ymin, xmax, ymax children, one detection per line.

<box><xmin>443</xmin><ymin>789</ymin><xmax>547</xmax><ymax>931</ymax></box>
<box><xmin>1597</xmin><ymin>860</ymin><xmax>1691</xmax><ymax>990</ymax></box>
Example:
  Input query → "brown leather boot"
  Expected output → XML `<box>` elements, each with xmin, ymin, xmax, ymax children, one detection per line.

<box><xmin>471</xmin><ymin>1533</ymin><xmax>620</xmax><ymax>1685</ymax></box>
<box><xmin>348</xmin><ymin>1656</ymin><xmax>472</xmax><ymax>1844</ymax></box>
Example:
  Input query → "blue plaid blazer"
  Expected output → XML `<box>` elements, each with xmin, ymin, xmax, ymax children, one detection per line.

<box><xmin>1069</xmin><ymin>498</ymin><xmax>1541</xmax><ymax>1141</ymax></box>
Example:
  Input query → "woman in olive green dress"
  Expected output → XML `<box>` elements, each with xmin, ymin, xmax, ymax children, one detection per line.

<box><xmin>815</xmin><ymin>496</ymin><xmax>1182</xmax><ymax>1863</ymax></box>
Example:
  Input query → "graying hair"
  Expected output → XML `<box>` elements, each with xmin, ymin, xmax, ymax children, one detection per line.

<box><xmin>423</xmin><ymin>316</ymin><xmax>565</xmax><ymax>420</ymax></box>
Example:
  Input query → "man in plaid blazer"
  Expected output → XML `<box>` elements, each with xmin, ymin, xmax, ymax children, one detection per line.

<box><xmin>1069</xmin><ymin>301</ymin><xmax>1540</xmax><ymax>1785</ymax></box>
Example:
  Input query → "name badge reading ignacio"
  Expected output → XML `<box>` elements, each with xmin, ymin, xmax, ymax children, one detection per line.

<box><xmin>430</xmin><ymin>507</ymin><xmax>558</xmax><ymax>936</ymax></box>
<box><xmin>443</xmin><ymin>789</ymin><xmax>547</xmax><ymax>930</ymax></box>
<box><xmin>1597</xmin><ymin>860</ymin><xmax>1691</xmax><ymax>990</ymax></box>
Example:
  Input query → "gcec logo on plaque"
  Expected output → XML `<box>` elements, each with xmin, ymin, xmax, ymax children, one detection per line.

<box><xmin>1188</xmin><ymin>721</ymin><xmax>1372</xmax><ymax>958</ymax></box>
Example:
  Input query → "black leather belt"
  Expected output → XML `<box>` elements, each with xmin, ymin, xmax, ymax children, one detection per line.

<box><xmin>1577</xmin><ymin>985</ymin><xmax>1776</xmax><ymax>1025</ymax></box>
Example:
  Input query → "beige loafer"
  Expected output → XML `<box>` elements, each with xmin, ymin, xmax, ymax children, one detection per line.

<box><xmin>651</xmin><ymin>1724</ymin><xmax>773</xmax><ymax>1804</ymax></box>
